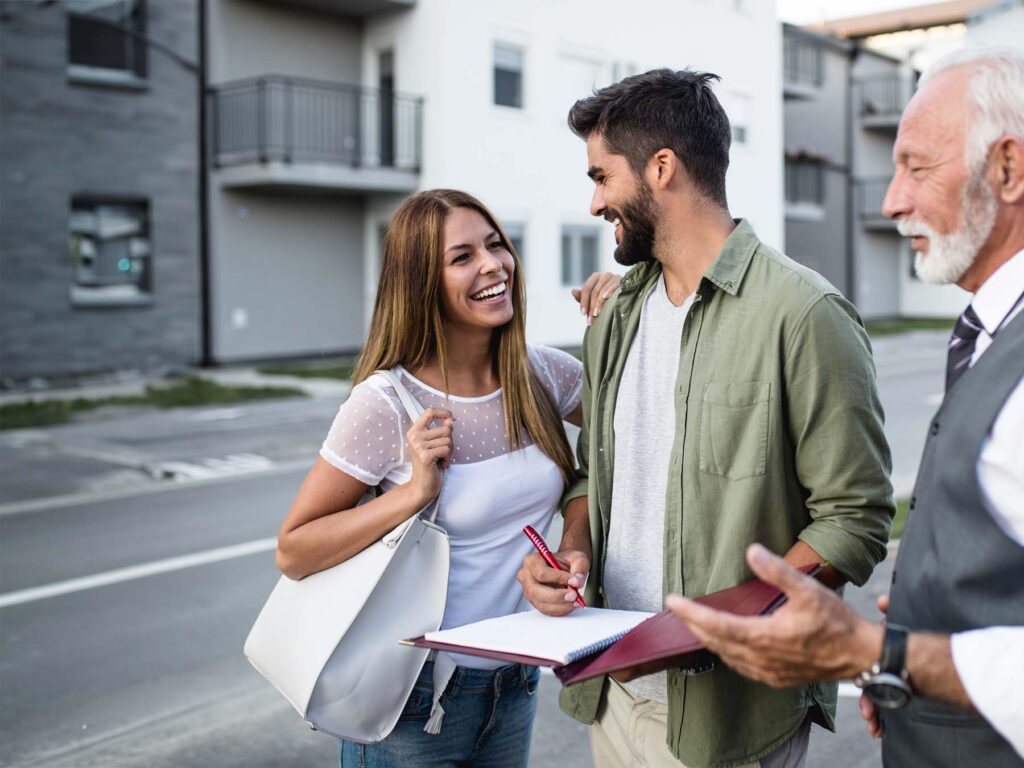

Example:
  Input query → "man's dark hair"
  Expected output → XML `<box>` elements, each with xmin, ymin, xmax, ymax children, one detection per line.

<box><xmin>568</xmin><ymin>68</ymin><xmax>731</xmax><ymax>207</ymax></box>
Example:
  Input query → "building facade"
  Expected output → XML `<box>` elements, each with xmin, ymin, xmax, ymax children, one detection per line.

<box><xmin>2</xmin><ymin>0</ymin><xmax>783</xmax><ymax>381</ymax></box>
<box><xmin>206</xmin><ymin>0</ymin><xmax>784</xmax><ymax>361</ymax></box>
<box><xmin>782</xmin><ymin>18</ymin><xmax>972</xmax><ymax>320</ymax></box>
<box><xmin>0</xmin><ymin>0</ymin><xmax>202</xmax><ymax>383</ymax></box>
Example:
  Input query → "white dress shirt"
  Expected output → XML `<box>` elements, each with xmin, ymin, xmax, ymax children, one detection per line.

<box><xmin>948</xmin><ymin>248</ymin><xmax>1024</xmax><ymax>757</ymax></box>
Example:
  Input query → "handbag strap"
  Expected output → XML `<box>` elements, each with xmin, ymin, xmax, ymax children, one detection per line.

<box><xmin>373</xmin><ymin>369</ymin><xmax>446</xmax><ymax>524</ymax></box>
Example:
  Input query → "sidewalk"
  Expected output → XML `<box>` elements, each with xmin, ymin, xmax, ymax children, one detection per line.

<box><xmin>0</xmin><ymin>365</ymin><xmax>350</xmax><ymax>407</ymax></box>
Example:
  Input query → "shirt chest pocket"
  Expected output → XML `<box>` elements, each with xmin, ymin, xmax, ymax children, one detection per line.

<box><xmin>699</xmin><ymin>381</ymin><xmax>770</xmax><ymax>480</ymax></box>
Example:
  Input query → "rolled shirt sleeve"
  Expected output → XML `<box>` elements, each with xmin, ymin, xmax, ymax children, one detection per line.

<box><xmin>784</xmin><ymin>294</ymin><xmax>896</xmax><ymax>586</ymax></box>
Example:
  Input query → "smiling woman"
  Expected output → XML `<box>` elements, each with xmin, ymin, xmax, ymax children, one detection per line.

<box><xmin>273</xmin><ymin>189</ymin><xmax>620</xmax><ymax>768</ymax></box>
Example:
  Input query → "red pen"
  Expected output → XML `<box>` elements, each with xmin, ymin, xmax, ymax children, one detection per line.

<box><xmin>523</xmin><ymin>525</ymin><xmax>586</xmax><ymax>608</ymax></box>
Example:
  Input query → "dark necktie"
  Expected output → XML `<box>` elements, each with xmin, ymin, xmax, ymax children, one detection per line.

<box><xmin>945</xmin><ymin>304</ymin><xmax>984</xmax><ymax>393</ymax></box>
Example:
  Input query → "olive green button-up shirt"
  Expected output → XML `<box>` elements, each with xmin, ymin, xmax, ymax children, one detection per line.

<box><xmin>559</xmin><ymin>220</ymin><xmax>894</xmax><ymax>768</ymax></box>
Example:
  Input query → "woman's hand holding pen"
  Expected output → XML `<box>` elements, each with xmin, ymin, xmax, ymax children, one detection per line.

<box><xmin>404</xmin><ymin>407</ymin><xmax>454</xmax><ymax>507</ymax></box>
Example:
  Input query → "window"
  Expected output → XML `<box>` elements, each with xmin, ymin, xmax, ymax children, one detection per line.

<box><xmin>494</xmin><ymin>44</ymin><xmax>524</xmax><ymax>108</ymax></box>
<box><xmin>561</xmin><ymin>226</ymin><xmax>600</xmax><ymax>286</ymax></box>
<box><xmin>785</xmin><ymin>159</ymin><xmax>824</xmax><ymax>207</ymax></box>
<box><xmin>69</xmin><ymin>197</ymin><xmax>152</xmax><ymax>305</ymax></box>
<box><xmin>503</xmin><ymin>222</ymin><xmax>526</xmax><ymax>262</ymax></box>
<box><xmin>723</xmin><ymin>91</ymin><xmax>750</xmax><ymax>146</ymax></box>
<box><xmin>67</xmin><ymin>0</ymin><xmax>147</xmax><ymax>85</ymax></box>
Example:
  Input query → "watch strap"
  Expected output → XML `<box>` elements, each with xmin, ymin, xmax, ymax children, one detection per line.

<box><xmin>880</xmin><ymin>623</ymin><xmax>909</xmax><ymax>677</ymax></box>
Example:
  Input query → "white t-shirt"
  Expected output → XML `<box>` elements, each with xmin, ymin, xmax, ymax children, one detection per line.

<box><xmin>319</xmin><ymin>344</ymin><xmax>583</xmax><ymax>669</ymax></box>
<box><xmin>606</xmin><ymin>275</ymin><xmax>695</xmax><ymax>703</ymax></box>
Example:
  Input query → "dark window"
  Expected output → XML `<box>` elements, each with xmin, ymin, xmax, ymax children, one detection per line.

<box><xmin>503</xmin><ymin>222</ymin><xmax>525</xmax><ymax>262</ymax></box>
<box><xmin>69</xmin><ymin>197</ymin><xmax>152</xmax><ymax>304</ymax></box>
<box><xmin>785</xmin><ymin>159</ymin><xmax>824</xmax><ymax>206</ymax></box>
<box><xmin>561</xmin><ymin>226</ymin><xmax>600</xmax><ymax>286</ymax></box>
<box><xmin>494</xmin><ymin>44</ymin><xmax>523</xmax><ymax>108</ymax></box>
<box><xmin>68</xmin><ymin>0</ymin><xmax>147</xmax><ymax>80</ymax></box>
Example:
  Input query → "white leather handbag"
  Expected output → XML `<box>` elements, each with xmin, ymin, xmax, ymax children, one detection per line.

<box><xmin>244</xmin><ymin>370</ymin><xmax>450</xmax><ymax>743</ymax></box>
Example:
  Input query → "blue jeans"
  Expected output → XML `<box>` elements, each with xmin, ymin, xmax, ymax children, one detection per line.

<box><xmin>339</xmin><ymin>661</ymin><xmax>540</xmax><ymax>768</ymax></box>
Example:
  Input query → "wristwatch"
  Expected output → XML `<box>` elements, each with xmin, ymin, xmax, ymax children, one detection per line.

<box><xmin>855</xmin><ymin>624</ymin><xmax>912</xmax><ymax>709</ymax></box>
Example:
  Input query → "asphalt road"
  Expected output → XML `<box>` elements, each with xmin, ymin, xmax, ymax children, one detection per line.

<box><xmin>0</xmin><ymin>331</ymin><xmax>946</xmax><ymax>767</ymax></box>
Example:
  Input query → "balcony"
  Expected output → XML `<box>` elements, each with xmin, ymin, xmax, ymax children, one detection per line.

<box><xmin>255</xmin><ymin>0</ymin><xmax>415</xmax><ymax>18</ymax></box>
<box><xmin>857</xmin><ymin>74</ymin><xmax>914</xmax><ymax>133</ymax></box>
<box><xmin>856</xmin><ymin>177</ymin><xmax>897</xmax><ymax>230</ymax></box>
<box><xmin>783</xmin><ymin>38</ymin><xmax>823</xmax><ymax>99</ymax></box>
<box><xmin>209</xmin><ymin>76</ymin><xmax>423</xmax><ymax>194</ymax></box>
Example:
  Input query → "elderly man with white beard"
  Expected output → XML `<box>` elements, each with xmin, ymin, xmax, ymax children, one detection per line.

<box><xmin>666</xmin><ymin>46</ymin><xmax>1024</xmax><ymax>768</ymax></box>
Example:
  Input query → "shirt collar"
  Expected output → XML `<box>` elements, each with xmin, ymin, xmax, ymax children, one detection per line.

<box><xmin>971</xmin><ymin>248</ymin><xmax>1024</xmax><ymax>335</ymax></box>
<box><xmin>703</xmin><ymin>219</ymin><xmax>759</xmax><ymax>296</ymax></box>
<box><xmin>616</xmin><ymin>218</ymin><xmax>760</xmax><ymax>298</ymax></box>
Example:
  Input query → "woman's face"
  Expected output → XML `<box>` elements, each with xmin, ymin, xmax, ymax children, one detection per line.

<box><xmin>439</xmin><ymin>207</ymin><xmax>515</xmax><ymax>332</ymax></box>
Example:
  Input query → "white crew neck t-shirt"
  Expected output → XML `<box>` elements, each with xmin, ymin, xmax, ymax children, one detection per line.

<box><xmin>606</xmin><ymin>274</ymin><xmax>695</xmax><ymax>702</ymax></box>
<box><xmin>319</xmin><ymin>344</ymin><xmax>582</xmax><ymax>669</ymax></box>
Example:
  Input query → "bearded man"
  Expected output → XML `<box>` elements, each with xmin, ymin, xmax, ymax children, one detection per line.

<box><xmin>667</xmin><ymin>48</ymin><xmax>1024</xmax><ymax>767</ymax></box>
<box><xmin>517</xmin><ymin>68</ymin><xmax>895</xmax><ymax>768</ymax></box>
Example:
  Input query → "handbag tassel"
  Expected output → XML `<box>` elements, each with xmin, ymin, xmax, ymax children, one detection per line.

<box><xmin>423</xmin><ymin>651</ymin><xmax>457</xmax><ymax>735</ymax></box>
<box><xmin>424</xmin><ymin>700</ymin><xmax>446</xmax><ymax>735</ymax></box>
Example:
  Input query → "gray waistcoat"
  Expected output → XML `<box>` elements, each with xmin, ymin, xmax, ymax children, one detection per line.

<box><xmin>882</xmin><ymin>309</ymin><xmax>1024</xmax><ymax>767</ymax></box>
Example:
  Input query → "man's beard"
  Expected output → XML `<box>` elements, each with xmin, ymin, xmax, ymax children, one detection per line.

<box><xmin>899</xmin><ymin>166</ymin><xmax>997</xmax><ymax>285</ymax></box>
<box><xmin>612</xmin><ymin>179</ymin><xmax>658</xmax><ymax>267</ymax></box>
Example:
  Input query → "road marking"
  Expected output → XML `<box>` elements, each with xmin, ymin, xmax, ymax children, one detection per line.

<box><xmin>0</xmin><ymin>537</ymin><xmax>277</xmax><ymax>608</ymax></box>
<box><xmin>153</xmin><ymin>453</ymin><xmax>275</xmax><ymax>480</ymax></box>
<box><xmin>0</xmin><ymin>458</ymin><xmax>310</xmax><ymax>518</ymax></box>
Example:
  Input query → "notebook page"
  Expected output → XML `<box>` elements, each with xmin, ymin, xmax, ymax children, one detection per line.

<box><xmin>424</xmin><ymin>608</ymin><xmax>653</xmax><ymax>665</ymax></box>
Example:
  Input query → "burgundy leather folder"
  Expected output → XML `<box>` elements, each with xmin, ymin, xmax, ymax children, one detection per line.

<box><xmin>554</xmin><ymin>563</ymin><xmax>822</xmax><ymax>685</ymax></box>
<box><xmin>405</xmin><ymin>564</ymin><xmax>822</xmax><ymax>685</ymax></box>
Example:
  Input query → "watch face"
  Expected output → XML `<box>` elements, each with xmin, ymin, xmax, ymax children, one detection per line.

<box><xmin>864</xmin><ymin>673</ymin><xmax>912</xmax><ymax>709</ymax></box>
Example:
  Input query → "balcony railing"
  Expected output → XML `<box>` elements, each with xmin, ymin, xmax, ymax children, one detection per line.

<box><xmin>856</xmin><ymin>177</ymin><xmax>896</xmax><ymax>228</ymax></box>
<box><xmin>857</xmin><ymin>73</ymin><xmax>915</xmax><ymax>122</ymax></box>
<box><xmin>783</xmin><ymin>37</ymin><xmax>823</xmax><ymax>96</ymax></box>
<box><xmin>210</xmin><ymin>76</ymin><xmax>423</xmax><ymax>173</ymax></box>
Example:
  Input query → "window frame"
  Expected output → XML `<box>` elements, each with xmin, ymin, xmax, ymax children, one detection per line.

<box><xmin>69</xmin><ymin>195</ymin><xmax>154</xmax><ymax>308</ymax></box>
<box><xmin>493</xmin><ymin>42</ymin><xmax>525</xmax><ymax>110</ymax></box>
<box><xmin>66</xmin><ymin>0</ymin><xmax>149</xmax><ymax>90</ymax></box>
<box><xmin>560</xmin><ymin>225</ymin><xmax>601</xmax><ymax>287</ymax></box>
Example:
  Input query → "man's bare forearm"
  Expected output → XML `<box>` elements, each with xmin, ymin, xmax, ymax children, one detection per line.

<box><xmin>560</xmin><ymin>496</ymin><xmax>593</xmax><ymax>559</ymax></box>
<box><xmin>905</xmin><ymin>633</ymin><xmax>977</xmax><ymax>714</ymax></box>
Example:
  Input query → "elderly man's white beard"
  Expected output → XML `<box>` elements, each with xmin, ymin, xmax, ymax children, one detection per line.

<box><xmin>898</xmin><ymin>170</ymin><xmax>997</xmax><ymax>285</ymax></box>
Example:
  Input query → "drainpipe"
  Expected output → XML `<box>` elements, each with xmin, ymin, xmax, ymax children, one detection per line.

<box><xmin>198</xmin><ymin>0</ymin><xmax>213</xmax><ymax>367</ymax></box>
<box><xmin>845</xmin><ymin>42</ymin><xmax>858</xmax><ymax>308</ymax></box>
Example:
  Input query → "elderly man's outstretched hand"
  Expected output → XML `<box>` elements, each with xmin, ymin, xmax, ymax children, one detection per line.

<box><xmin>665</xmin><ymin>544</ymin><xmax>883</xmax><ymax>688</ymax></box>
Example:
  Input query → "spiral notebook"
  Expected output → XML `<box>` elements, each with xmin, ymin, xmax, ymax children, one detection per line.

<box><xmin>401</xmin><ymin>608</ymin><xmax>653</xmax><ymax>667</ymax></box>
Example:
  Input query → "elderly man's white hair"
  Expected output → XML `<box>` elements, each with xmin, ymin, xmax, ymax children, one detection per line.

<box><xmin>919</xmin><ymin>46</ymin><xmax>1024</xmax><ymax>172</ymax></box>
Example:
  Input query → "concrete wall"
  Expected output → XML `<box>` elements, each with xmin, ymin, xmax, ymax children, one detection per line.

<box><xmin>363</xmin><ymin>0</ymin><xmax>784</xmax><ymax>349</ymax></box>
<box><xmin>850</xmin><ymin>51</ymin><xmax>902</xmax><ymax>318</ymax></box>
<box><xmin>208</xmin><ymin>191</ymin><xmax>365</xmax><ymax>359</ymax></box>
<box><xmin>206</xmin><ymin>0</ymin><xmax>367</xmax><ymax>361</ymax></box>
<box><xmin>0</xmin><ymin>0</ymin><xmax>201</xmax><ymax>382</ymax></box>
<box><xmin>207</xmin><ymin>0</ymin><xmax>363</xmax><ymax>84</ymax></box>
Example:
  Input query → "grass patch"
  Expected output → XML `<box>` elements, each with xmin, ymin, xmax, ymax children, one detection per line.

<box><xmin>892</xmin><ymin>497</ymin><xmax>911</xmax><ymax>540</ymax></box>
<box><xmin>258</xmin><ymin>358</ymin><xmax>357</xmax><ymax>381</ymax></box>
<box><xmin>0</xmin><ymin>377</ymin><xmax>306</xmax><ymax>430</ymax></box>
<box><xmin>865</xmin><ymin>317</ymin><xmax>954</xmax><ymax>337</ymax></box>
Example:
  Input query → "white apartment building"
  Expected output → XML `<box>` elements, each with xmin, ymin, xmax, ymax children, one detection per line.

<box><xmin>205</xmin><ymin>0</ymin><xmax>782</xmax><ymax>362</ymax></box>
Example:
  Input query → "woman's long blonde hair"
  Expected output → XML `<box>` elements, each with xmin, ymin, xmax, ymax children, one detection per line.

<box><xmin>353</xmin><ymin>189</ymin><xmax>575</xmax><ymax>483</ymax></box>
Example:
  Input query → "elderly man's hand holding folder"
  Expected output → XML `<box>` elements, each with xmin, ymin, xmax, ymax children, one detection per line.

<box><xmin>404</xmin><ymin>562</ymin><xmax>822</xmax><ymax>686</ymax></box>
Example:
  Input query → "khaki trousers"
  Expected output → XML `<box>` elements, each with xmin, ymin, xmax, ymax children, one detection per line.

<box><xmin>590</xmin><ymin>677</ymin><xmax>811</xmax><ymax>768</ymax></box>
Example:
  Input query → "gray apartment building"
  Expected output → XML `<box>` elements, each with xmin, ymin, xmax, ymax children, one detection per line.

<box><xmin>782</xmin><ymin>22</ymin><xmax>913</xmax><ymax>318</ymax></box>
<box><xmin>0</xmin><ymin>0</ymin><xmax>202</xmax><ymax>383</ymax></box>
